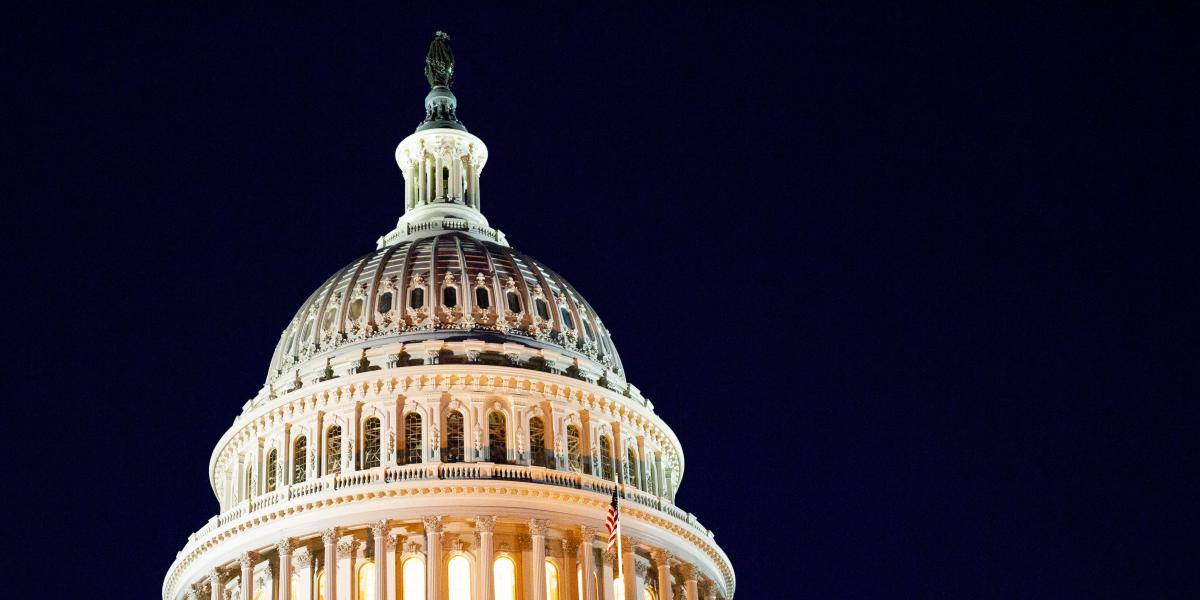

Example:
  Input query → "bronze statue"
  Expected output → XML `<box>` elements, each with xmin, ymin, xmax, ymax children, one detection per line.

<box><xmin>424</xmin><ymin>31</ymin><xmax>455</xmax><ymax>88</ymax></box>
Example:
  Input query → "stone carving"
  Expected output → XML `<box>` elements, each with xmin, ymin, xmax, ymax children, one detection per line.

<box><xmin>336</xmin><ymin>536</ymin><xmax>355</xmax><ymax>559</ymax></box>
<box><xmin>276</xmin><ymin>538</ymin><xmax>293</xmax><ymax>556</ymax></box>
<box><xmin>321</xmin><ymin>528</ymin><xmax>339</xmax><ymax>546</ymax></box>
<box><xmin>292</xmin><ymin>547</ymin><xmax>312</xmax><ymax>570</ymax></box>
<box><xmin>475</xmin><ymin>515</ymin><xmax>496</xmax><ymax>533</ymax></box>
<box><xmin>529</xmin><ymin>518</ymin><xmax>549</xmax><ymax>537</ymax></box>
<box><xmin>238</xmin><ymin>552</ymin><xmax>255</xmax><ymax>571</ymax></box>
<box><xmin>371</xmin><ymin>520</ymin><xmax>389</xmax><ymax>539</ymax></box>
<box><xmin>422</xmin><ymin>515</ymin><xmax>444</xmax><ymax>534</ymax></box>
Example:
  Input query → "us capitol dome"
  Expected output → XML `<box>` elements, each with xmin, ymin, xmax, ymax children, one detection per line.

<box><xmin>164</xmin><ymin>32</ymin><xmax>735</xmax><ymax>600</ymax></box>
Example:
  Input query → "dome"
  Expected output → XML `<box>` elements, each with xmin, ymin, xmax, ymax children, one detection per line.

<box><xmin>267</xmin><ymin>232</ymin><xmax>624</xmax><ymax>381</ymax></box>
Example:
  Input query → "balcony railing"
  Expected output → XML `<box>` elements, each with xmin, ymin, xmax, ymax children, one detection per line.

<box><xmin>188</xmin><ymin>462</ymin><xmax>713</xmax><ymax>548</ymax></box>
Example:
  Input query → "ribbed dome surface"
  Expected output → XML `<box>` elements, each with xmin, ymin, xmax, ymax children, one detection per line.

<box><xmin>267</xmin><ymin>233</ymin><xmax>623</xmax><ymax>380</ymax></box>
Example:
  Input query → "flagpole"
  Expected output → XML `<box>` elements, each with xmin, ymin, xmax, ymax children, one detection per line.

<box><xmin>615</xmin><ymin>486</ymin><xmax>624</xmax><ymax>590</ymax></box>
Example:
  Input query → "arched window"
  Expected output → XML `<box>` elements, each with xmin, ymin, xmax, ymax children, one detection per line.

<box><xmin>577</xmin><ymin>565</ymin><xmax>584</xmax><ymax>600</ymax></box>
<box><xmin>443</xmin><ymin>285</ymin><xmax>458</xmax><ymax>308</ymax></box>
<box><xmin>402</xmin><ymin>557</ymin><xmax>425</xmax><ymax>600</ymax></box>
<box><xmin>253</xmin><ymin>590</ymin><xmax>265</xmax><ymax>600</ymax></box>
<box><xmin>488</xmin><ymin>411</ymin><xmax>507</xmax><ymax>463</ymax></box>
<box><xmin>326</xmin><ymin>425</ymin><xmax>342</xmax><ymax>474</ymax></box>
<box><xmin>316</xmin><ymin>569</ymin><xmax>326</xmax><ymax>600</ymax></box>
<box><xmin>322</xmin><ymin>307</ymin><xmax>337</xmax><ymax>332</ymax></box>
<box><xmin>506</xmin><ymin>290</ymin><xmax>522</xmax><ymax>313</ymax></box>
<box><xmin>475</xmin><ymin>287</ymin><xmax>491</xmax><ymax>309</ymax></box>
<box><xmin>446</xmin><ymin>411</ymin><xmax>465</xmax><ymax>463</ymax></box>
<box><xmin>409</xmin><ymin>287</ymin><xmax>425</xmax><ymax>309</ymax></box>
<box><xmin>546</xmin><ymin>561</ymin><xmax>561</xmax><ymax>600</ymax></box>
<box><xmin>265</xmin><ymin>448</ymin><xmax>278</xmax><ymax>492</ymax></box>
<box><xmin>378</xmin><ymin>291</ymin><xmax>393</xmax><ymax>314</ymax></box>
<box><xmin>559</xmin><ymin>306</ymin><xmax>575</xmax><ymax>330</ymax></box>
<box><xmin>494</xmin><ymin>556</ymin><xmax>517</xmax><ymax>600</ymax></box>
<box><xmin>357</xmin><ymin>561</ymin><xmax>376</xmax><ymax>600</ymax></box>
<box><xmin>448</xmin><ymin>555</ymin><xmax>471</xmax><ymax>600</ymax></box>
<box><xmin>363</xmin><ymin>417</ymin><xmax>381</xmax><ymax>469</ymax></box>
<box><xmin>300</xmin><ymin>318</ymin><xmax>314</xmax><ymax>344</ymax></box>
<box><xmin>293</xmin><ymin>436</ymin><xmax>307</xmax><ymax>484</ymax></box>
<box><xmin>244</xmin><ymin>466</ymin><xmax>252</xmax><ymax>500</ymax></box>
<box><xmin>404</xmin><ymin>412</ymin><xmax>423</xmax><ymax>464</ymax></box>
<box><xmin>567</xmin><ymin>425</ymin><xmax>582</xmax><ymax>473</ymax></box>
<box><xmin>348</xmin><ymin>298</ymin><xmax>364</xmax><ymax>321</ymax></box>
<box><xmin>535</xmin><ymin>298</ymin><xmax>550</xmax><ymax>320</ymax></box>
<box><xmin>644</xmin><ymin>588</ymin><xmax>657</xmax><ymax>600</ymax></box>
<box><xmin>626</xmin><ymin>447</ymin><xmax>639</xmax><ymax>489</ymax></box>
<box><xmin>646</xmin><ymin>458</ymin><xmax>657</xmax><ymax>496</ymax></box>
<box><xmin>583</xmin><ymin>319</ymin><xmax>595</xmax><ymax>340</ymax></box>
<box><xmin>530</xmin><ymin>416</ymin><xmax>547</xmax><ymax>467</ymax></box>
<box><xmin>599</xmin><ymin>436</ymin><xmax>614</xmax><ymax>481</ymax></box>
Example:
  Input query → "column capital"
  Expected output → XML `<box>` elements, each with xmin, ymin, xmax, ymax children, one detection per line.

<box><xmin>292</xmin><ymin>546</ymin><xmax>313</xmax><ymax>569</ymax></box>
<box><xmin>276</xmin><ymin>537</ymin><xmax>294</xmax><ymax>556</ymax></box>
<box><xmin>337</xmin><ymin>536</ymin><xmax>355</xmax><ymax>559</ymax></box>
<box><xmin>601</xmin><ymin>548</ymin><xmax>616</xmax><ymax>566</ymax></box>
<box><xmin>238</xmin><ymin>552</ymin><xmax>256</xmax><ymax>571</ymax></box>
<box><xmin>529</xmin><ymin>518</ymin><xmax>549</xmax><ymax>537</ymax></box>
<box><xmin>371</xmin><ymin>520</ymin><xmax>390</xmax><ymax>539</ymax></box>
<box><xmin>561</xmin><ymin>537</ymin><xmax>578</xmax><ymax>554</ymax></box>
<box><xmin>321</xmin><ymin>527</ymin><xmax>339</xmax><ymax>545</ymax></box>
<box><xmin>677</xmin><ymin>562</ymin><xmax>696</xmax><ymax>580</ymax></box>
<box><xmin>386</xmin><ymin>533</ymin><xmax>400</xmax><ymax>551</ymax></box>
<box><xmin>621</xmin><ymin>535</ymin><xmax>639</xmax><ymax>549</ymax></box>
<box><xmin>579</xmin><ymin>525</ymin><xmax>597</xmax><ymax>540</ymax></box>
<box><xmin>634</xmin><ymin>561</ymin><xmax>650</xmax><ymax>578</ymax></box>
<box><xmin>208</xmin><ymin>569</ymin><xmax>223</xmax><ymax>586</ymax></box>
<box><xmin>475</xmin><ymin>515</ymin><xmax>496</xmax><ymax>533</ymax></box>
<box><xmin>423</xmin><ymin>515</ymin><xmax>444</xmax><ymax>534</ymax></box>
<box><xmin>651</xmin><ymin>548</ymin><xmax>672</xmax><ymax>565</ymax></box>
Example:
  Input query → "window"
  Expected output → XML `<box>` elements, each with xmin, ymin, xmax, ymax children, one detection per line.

<box><xmin>443</xmin><ymin>286</ymin><xmax>458</xmax><ymax>308</ymax></box>
<box><xmin>441</xmin><ymin>166</ymin><xmax>450</xmax><ymax>193</ymax></box>
<box><xmin>293</xmin><ymin>436</ymin><xmax>307</xmax><ymax>484</ymax></box>
<box><xmin>378</xmin><ymin>291</ymin><xmax>393</xmax><ymax>314</ymax></box>
<box><xmin>244</xmin><ymin>466</ymin><xmax>252</xmax><ymax>500</ymax></box>
<box><xmin>326</xmin><ymin>425</ymin><xmax>342</xmax><ymax>475</ymax></box>
<box><xmin>448</xmin><ymin>555</ymin><xmax>471</xmax><ymax>600</ymax></box>
<box><xmin>363</xmin><ymin>417</ymin><xmax>381</xmax><ymax>469</ymax></box>
<box><xmin>358</xmin><ymin>562</ymin><xmax>376</xmax><ymax>600</ymax></box>
<box><xmin>402</xmin><ymin>557</ymin><xmax>425</xmax><ymax>600</ymax></box>
<box><xmin>494</xmin><ymin>556</ymin><xmax>517</xmax><ymax>600</ymax></box>
<box><xmin>646</xmin><ymin>459</ymin><xmax>657</xmax><ymax>496</ymax></box>
<box><xmin>322</xmin><ymin>307</ymin><xmax>337</xmax><ymax>332</ymax></box>
<box><xmin>599</xmin><ymin>436</ymin><xmax>614</xmax><ymax>481</ymax></box>
<box><xmin>546</xmin><ymin>561</ymin><xmax>561</xmax><ymax>600</ymax></box>
<box><xmin>446</xmin><ymin>411</ymin><xmax>465</xmax><ymax>463</ymax></box>
<box><xmin>301</xmin><ymin>318</ymin><xmax>314</xmax><ymax>342</ymax></box>
<box><xmin>317</xmin><ymin>569</ymin><xmax>326</xmax><ymax>600</ymax></box>
<box><xmin>506</xmin><ymin>291</ymin><xmax>522</xmax><ymax>313</ymax></box>
<box><xmin>627</xmin><ymin>448</ymin><xmax>639</xmax><ymax>488</ymax></box>
<box><xmin>475</xmin><ymin>287</ymin><xmax>491</xmax><ymax>309</ymax></box>
<box><xmin>488</xmin><ymin>411</ymin><xmax>507</xmax><ymax>463</ymax></box>
<box><xmin>535</xmin><ymin>298</ymin><xmax>550</xmax><ymax>320</ymax></box>
<box><xmin>410</xmin><ymin>288</ymin><xmax>425</xmax><ymax>309</ymax></box>
<box><xmin>583</xmin><ymin>319</ymin><xmax>594</xmax><ymax>340</ymax></box>
<box><xmin>290</xmin><ymin>573</ymin><xmax>301</xmax><ymax>600</ymax></box>
<box><xmin>530</xmin><ymin>416</ymin><xmax>547</xmax><ymax>467</ymax></box>
<box><xmin>644</xmin><ymin>589</ymin><xmax>657</xmax><ymax>600</ymax></box>
<box><xmin>265</xmin><ymin>449</ymin><xmax>278</xmax><ymax>492</ymax></box>
<box><xmin>614</xmin><ymin>578</ymin><xmax>625</xmax><ymax>600</ymax></box>
<box><xmin>404</xmin><ymin>412</ymin><xmax>423</xmax><ymax>464</ymax></box>
<box><xmin>560</xmin><ymin>306</ymin><xmax>575</xmax><ymax>330</ymax></box>
<box><xmin>348</xmin><ymin>298</ymin><xmax>364</xmax><ymax>321</ymax></box>
<box><xmin>567</xmin><ymin>425</ymin><xmax>582</xmax><ymax>473</ymax></box>
<box><xmin>577</xmin><ymin>566</ymin><xmax>584</xmax><ymax>600</ymax></box>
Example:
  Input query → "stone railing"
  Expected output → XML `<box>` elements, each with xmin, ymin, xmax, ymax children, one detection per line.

<box><xmin>186</xmin><ymin>462</ymin><xmax>712</xmax><ymax>547</ymax></box>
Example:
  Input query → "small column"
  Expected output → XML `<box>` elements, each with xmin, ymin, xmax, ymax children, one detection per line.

<box><xmin>239</xmin><ymin>552</ymin><xmax>256</xmax><ymax>600</ymax></box>
<box><xmin>652</xmin><ymin>550</ymin><xmax>673</xmax><ymax>600</ymax></box>
<box><xmin>579</xmin><ymin>527</ymin><xmax>598</xmax><ymax>600</ymax></box>
<box><xmin>530</xmin><ymin>519</ymin><xmax>549</xmax><ymax>600</ymax></box>
<box><xmin>600</xmin><ymin>549</ymin><xmax>615</xmax><ymax>600</ymax></box>
<box><xmin>372</xmin><ymin>522</ymin><xmax>389</xmax><ymax>600</ymax></box>
<box><xmin>477</xmin><ymin>516</ymin><xmax>496</xmax><ymax>600</ymax></box>
<box><xmin>679</xmin><ymin>564</ymin><xmax>698</xmax><ymax>600</ymax></box>
<box><xmin>620</xmin><ymin>538</ymin><xmax>636</xmax><ymax>600</ymax></box>
<box><xmin>424</xmin><ymin>516</ymin><xmax>444</xmax><ymax>600</ymax></box>
<box><xmin>322</xmin><ymin>528</ymin><xmax>338</xmax><ymax>600</ymax></box>
<box><xmin>209</xmin><ymin>569</ymin><xmax>223</xmax><ymax>600</ymax></box>
<box><xmin>561</xmin><ymin>538</ymin><xmax>578</xmax><ymax>600</ymax></box>
<box><xmin>277</xmin><ymin>539</ymin><xmax>294</xmax><ymax>600</ymax></box>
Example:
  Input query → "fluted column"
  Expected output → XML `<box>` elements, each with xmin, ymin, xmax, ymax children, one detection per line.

<box><xmin>562</xmin><ymin>538</ymin><xmax>578</xmax><ymax>600</ymax></box>
<box><xmin>386</xmin><ymin>535</ymin><xmax>399</xmax><ymax>600</ymax></box>
<box><xmin>293</xmin><ymin>547</ymin><xmax>313</xmax><ymax>600</ymax></box>
<box><xmin>476</xmin><ymin>516</ymin><xmax>496</xmax><ymax>600</ymax></box>
<box><xmin>652</xmin><ymin>550</ymin><xmax>673</xmax><ymax>600</ymax></box>
<box><xmin>679</xmin><ymin>564</ymin><xmax>698</xmax><ymax>600</ymax></box>
<box><xmin>579</xmin><ymin>527</ymin><xmax>598</xmax><ymax>600</ymax></box>
<box><xmin>424</xmin><ymin>516</ymin><xmax>444</xmax><ymax>600</ymax></box>
<box><xmin>620</xmin><ymin>538</ymin><xmax>636</xmax><ymax>600</ymax></box>
<box><xmin>277</xmin><ymin>539</ymin><xmax>293</xmax><ymax>600</ymax></box>
<box><xmin>530</xmin><ymin>519</ymin><xmax>549</xmax><ymax>600</ymax></box>
<box><xmin>600</xmin><ymin>549</ymin><xmax>615</xmax><ymax>600</ymax></box>
<box><xmin>209</xmin><ymin>569</ymin><xmax>223</xmax><ymax>600</ymax></box>
<box><xmin>372</xmin><ymin>522</ymin><xmax>389</xmax><ymax>600</ymax></box>
<box><xmin>239</xmin><ymin>552</ymin><xmax>256</xmax><ymax>600</ymax></box>
<box><xmin>322</xmin><ymin>528</ymin><xmax>338</xmax><ymax>600</ymax></box>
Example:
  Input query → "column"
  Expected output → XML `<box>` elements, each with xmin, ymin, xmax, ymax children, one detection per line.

<box><xmin>424</xmin><ymin>516</ymin><xmax>444</xmax><ymax>600</ymax></box>
<box><xmin>530</xmin><ymin>519</ymin><xmax>549</xmax><ymax>600</ymax></box>
<box><xmin>278</xmin><ymin>539</ymin><xmax>293</xmax><ymax>600</ymax></box>
<box><xmin>620</xmin><ymin>539</ymin><xmax>636</xmax><ymax>600</ymax></box>
<box><xmin>600</xmin><ymin>549</ymin><xmax>615</xmax><ymax>600</ymax></box>
<box><xmin>239</xmin><ymin>552</ymin><xmax>256</xmax><ymax>600</ymax></box>
<box><xmin>578</xmin><ymin>527</ymin><xmax>597</xmax><ymax>600</ymax></box>
<box><xmin>336</xmin><ymin>538</ymin><xmax>354</xmax><ymax>600</ymax></box>
<box><xmin>679</xmin><ymin>564</ymin><xmax>698</xmax><ymax>600</ymax></box>
<box><xmin>652</xmin><ymin>550</ymin><xmax>672</xmax><ymax>600</ymax></box>
<box><xmin>434</xmin><ymin>154</ymin><xmax>444</xmax><ymax>199</ymax></box>
<box><xmin>373</xmin><ymin>522</ymin><xmax>389</xmax><ymax>600</ymax></box>
<box><xmin>635</xmin><ymin>437</ymin><xmax>646</xmax><ymax>490</ymax></box>
<box><xmin>209</xmin><ymin>569</ymin><xmax>223</xmax><ymax>600</ymax></box>
<box><xmin>654</xmin><ymin>453</ymin><xmax>664</xmax><ymax>498</ymax></box>
<box><xmin>633</xmin><ymin>561</ymin><xmax>649</xmax><ymax>600</ymax></box>
<box><xmin>322</xmin><ymin>528</ymin><xmax>338</xmax><ymax>600</ymax></box>
<box><xmin>476</xmin><ymin>516</ymin><xmax>496</xmax><ymax>600</ymax></box>
<box><xmin>294</xmin><ymin>547</ymin><xmax>314</xmax><ymax>600</ymax></box>
<box><xmin>561</xmin><ymin>539</ymin><xmax>577</xmax><ymax>600</ymax></box>
<box><xmin>385</xmin><ymin>535</ymin><xmax>399</xmax><ymax>600</ymax></box>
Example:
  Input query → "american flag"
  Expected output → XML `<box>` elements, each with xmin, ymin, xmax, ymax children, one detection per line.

<box><xmin>605</xmin><ymin>489</ymin><xmax>620</xmax><ymax>551</ymax></box>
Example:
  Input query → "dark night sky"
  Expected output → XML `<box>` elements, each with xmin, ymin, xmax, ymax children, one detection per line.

<box><xmin>10</xmin><ymin>5</ymin><xmax>1198</xmax><ymax>598</ymax></box>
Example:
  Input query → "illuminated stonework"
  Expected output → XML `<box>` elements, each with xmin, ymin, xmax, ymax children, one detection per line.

<box><xmin>164</xmin><ymin>33</ymin><xmax>734</xmax><ymax>600</ymax></box>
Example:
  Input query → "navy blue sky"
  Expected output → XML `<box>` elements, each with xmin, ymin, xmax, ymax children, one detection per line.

<box><xmin>11</xmin><ymin>5</ymin><xmax>1197</xmax><ymax>598</ymax></box>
